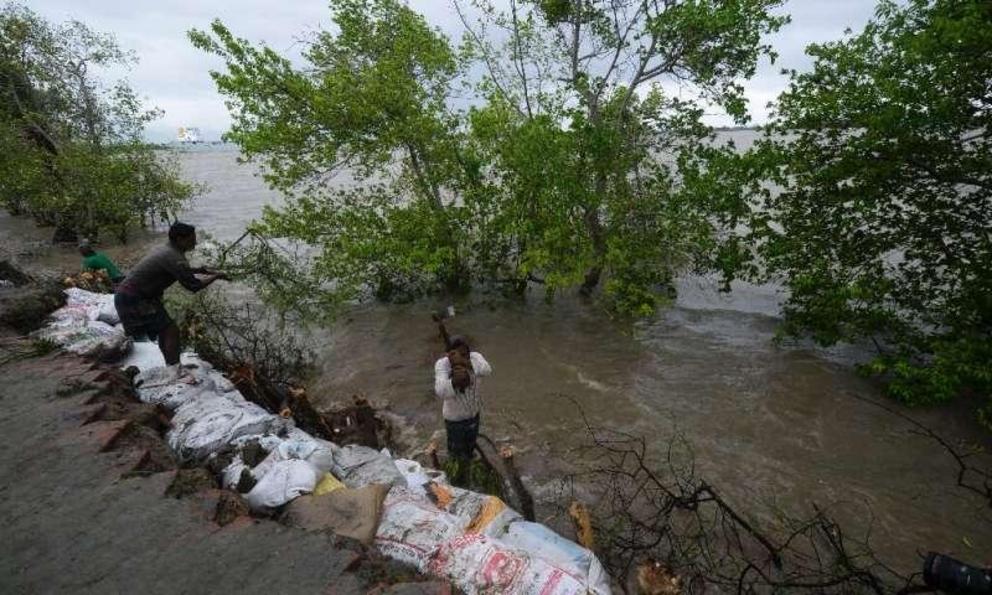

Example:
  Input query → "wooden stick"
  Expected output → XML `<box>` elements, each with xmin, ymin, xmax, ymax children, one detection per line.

<box><xmin>568</xmin><ymin>500</ymin><xmax>595</xmax><ymax>550</ymax></box>
<box><xmin>499</xmin><ymin>444</ymin><xmax>536</xmax><ymax>522</ymax></box>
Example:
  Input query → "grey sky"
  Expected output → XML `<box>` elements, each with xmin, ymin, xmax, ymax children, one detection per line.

<box><xmin>32</xmin><ymin>0</ymin><xmax>879</xmax><ymax>142</ymax></box>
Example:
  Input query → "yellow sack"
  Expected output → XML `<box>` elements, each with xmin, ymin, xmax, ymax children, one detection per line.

<box><xmin>428</xmin><ymin>482</ymin><xmax>453</xmax><ymax>509</ymax></box>
<box><xmin>465</xmin><ymin>496</ymin><xmax>507</xmax><ymax>534</ymax></box>
<box><xmin>313</xmin><ymin>472</ymin><xmax>345</xmax><ymax>496</ymax></box>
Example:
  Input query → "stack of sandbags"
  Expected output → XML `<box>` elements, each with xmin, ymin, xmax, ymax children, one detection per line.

<box><xmin>128</xmin><ymin>355</ymin><xmax>610</xmax><ymax>594</ymax></box>
<box><xmin>31</xmin><ymin>287</ymin><xmax>129</xmax><ymax>359</ymax></box>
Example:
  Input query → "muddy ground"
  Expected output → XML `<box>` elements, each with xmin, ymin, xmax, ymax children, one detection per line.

<box><xmin>0</xmin><ymin>350</ymin><xmax>446</xmax><ymax>594</ymax></box>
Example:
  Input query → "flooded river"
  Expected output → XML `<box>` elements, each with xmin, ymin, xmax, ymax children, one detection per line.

<box><xmin>3</xmin><ymin>137</ymin><xmax>989</xmax><ymax>574</ymax></box>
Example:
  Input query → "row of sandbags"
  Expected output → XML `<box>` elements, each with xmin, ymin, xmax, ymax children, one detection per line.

<box><xmin>133</xmin><ymin>357</ymin><xmax>611</xmax><ymax>594</ymax></box>
<box><xmin>36</xmin><ymin>289</ymin><xmax>612</xmax><ymax>594</ymax></box>
<box><xmin>31</xmin><ymin>288</ymin><xmax>129</xmax><ymax>358</ymax></box>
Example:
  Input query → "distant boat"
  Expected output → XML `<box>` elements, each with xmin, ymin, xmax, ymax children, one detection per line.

<box><xmin>176</xmin><ymin>126</ymin><xmax>203</xmax><ymax>143</ymax></box>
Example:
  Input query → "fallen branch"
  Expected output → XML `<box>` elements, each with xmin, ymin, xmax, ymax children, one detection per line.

<box><xmin>849</xmin><ymin>393</ymin><xmax>992</xmax><ymax>509</ymax></box>
<box><xmin>554</xmin><ymin>398</ymin><xmax>930</xmax><ymax>594</ymax></box>
<box><xmin>475</xmin><ymin>433</ymin><xmax>536</xmax><ymax>521</ymax></box>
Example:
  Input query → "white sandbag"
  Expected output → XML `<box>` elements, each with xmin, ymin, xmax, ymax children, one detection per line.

<box><xmin>229</xmin><ymin>432</ymin><xmax>294</xmax><ymax>453</ymax></box>
<box><xmin>33</xmin><ymin>318</ymin><xmax>130</xmax><ymax>358</ymax></box>
<box><xmin>134</xmin><ymin>370</ymin><xmax>220</xmax><ymax>410</ymax></box>
<box><xmin>64</xmin><ymin>287</ymin><xmax>107</xmax><ymax>308</ymax></box>
<box><xmin>375</xmin><ymin>486</ymin><xmax>461</xmax><ymax>571</ymax></box>
<box><xmin>134</xmin><ymin>358</ymin><xmax>245</xmax><ymax>409</ymax></box>
<box><xmin>95</xmin><ymin>300</ymin><xmax>120</xmax><ymax>325</ymax></box>
<box><xmin>205</xmin><ymin>369</ymin><xmax>238</xmax><ymax>393</ymax></box>
<box><xmin>306</xmin><ymin>438</ymin><xmax>340</xmax><ymax>473</ymax></box>
<box><xmin>119</xmin><ymin>340</ymin><xmax>166</xmax><ymax>371</ymax></box>
<box><xmin>275</xmin><ymin>435</ymin><xmax>339</xmax><ymax>473</ymax></box>
<box><xmin>500</xmin><ymin>521</ymin><xmax>611</xmax><ymax>595</ymax></box>
<box><xmin>180</xmin><ymin>355</ymin><xmax>241</xmax><ymax>394</ymax></box>
<box><xmin>39</xmin><ymin>289</ymin><xmax>131</xmax><ymax>358</ymax></box>
<box><xmin>78</xmin><ymin>292</ymin><xmax>120</xmax><ymax>325</ymax></box>
<box><xmin>222</xmin><ymin>456</ymin><xmax>249</xmax><ymax>491</ymax></box>
<box><xmin>222</xmin><ymin>429</ymin><xmax>318</xmax><ymax>491</ymax></box>
<box><xmin>244</xmin><ymin>458</ymin><xmax>319</xmax><ymax>511</ymax></box>
<box><xmin>32</xmin><ymin>324</ymin><xmax>89</xmax><ymax>346</ymax></box>
<box><xmin>56</xmin><ymin>288</ymin><xmax>119</xmax><ymax>325</ymax></box>
<box><xmin>167</xmin><ymin>395</ymin><xmax>286</xmax><ymax>462</ymax></box>
<box><xmin>48</xmin><ymin>304</ymin><xmax>90</xmax><ymax>325</ymax></box>
<box><xmin>250</xmin><ymin>434</ymin><xmax>341</xmax><ymax>482</ymax></box>
<box><xmin>394</xmin><ymin>458</ymin><xmax>447</xmax><ymax>495</ymax></box>
<box><xmin>331</xmin><ymin>444</ymin><xmax>404</xmax><ymax>488</ymax></box>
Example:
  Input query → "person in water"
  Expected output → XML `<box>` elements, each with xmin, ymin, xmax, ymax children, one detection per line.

<box><xmin>78</xmin><ymin>239</ymin><xmax>124</xmax><ymax>283</ymax></box>
<box><xmin>114</xmin><ymin>222</ymin><xmax>227</xmax><ymax>367</ymax></box>
<box><xmin>433</xmin><ymin>315</ymin><xmax>492</xmax><ymax>482</ymax></box>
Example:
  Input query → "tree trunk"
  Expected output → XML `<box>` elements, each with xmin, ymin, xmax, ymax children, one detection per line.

<box><xmin>580</xmin><ymin>175</ymin><xmax>608</xmax><ymax>296</ymax></box>
<box><xmin>580</xmin><ymin>265</ymin><xmax>602</xmax><ymax>296</ymax></box>
<box><xmin>51</xmin><ymin>220</ymin><xmax>78</xmax><ymax>244</ymax></box>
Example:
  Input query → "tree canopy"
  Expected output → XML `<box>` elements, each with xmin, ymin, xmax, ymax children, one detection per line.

<box><xmin>742</xmin><ymin>0</ymin><xmax>992</xmax><ymax>424</ymax></box>
<box><xmin>0</xmin><ymin>3</ymin><xmax>196</xmax><ymax>242</ymax></box>
<box><xmin>190</xmin><ymin>0</ymin><xmax>786</xmax><ymax>315</ymax></box>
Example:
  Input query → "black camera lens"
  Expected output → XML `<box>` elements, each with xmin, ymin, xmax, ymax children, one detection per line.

<box><xmin>924</xmin><ymin>552</ymin><xmax>992</xmax><ymax>595</ymax></box>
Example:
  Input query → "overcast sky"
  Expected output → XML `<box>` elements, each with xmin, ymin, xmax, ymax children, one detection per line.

<box><xmin>32</xmin><ymin>0</ymin><xmax>879</xmax><ymax>142</ymax></box>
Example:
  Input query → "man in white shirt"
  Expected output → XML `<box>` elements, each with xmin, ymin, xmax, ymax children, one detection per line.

<box><xmin>433</xmin><ymin>323</ymin><xmax>492</xmax><ymax>481</ymax></box>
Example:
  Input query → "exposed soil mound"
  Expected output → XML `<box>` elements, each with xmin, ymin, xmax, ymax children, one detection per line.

<box><xmin>103</xmin><ymin>422</ymin><xmax>177</xmax><ymax>475</ymax></box>
<box><xmin>0</xmin><ymin>280</ymin><xmax>65</xmax><ymax>334</ymax></box>
<box><xmin>325</xmin><ymin>397</ymin><xmax>390</xmax><ymax>449</ymax></box>
<box><xmin>214</xmin><ymin>490</ymin><xmax>250</xmax><ymax>526</ymax></box>
<box><xmin>166</xmin><ymin>468</ymin><xmax>219</xmax><ymax>499</ymax></box>
<box><xmin>0</xmin><ymin>260</ymin><xmax>32</xmax><ymax>286</ymax></box>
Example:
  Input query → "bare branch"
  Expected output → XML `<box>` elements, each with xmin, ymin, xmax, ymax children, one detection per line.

<box><xmin>554</xmin><ymin>397</ymin><xmax>930</xmax><ymax>593</ymax></box>
<box><xmin>509</xmin><ymin>0</ymin><xmax>533</xmax><ymax>117</ymax></box>
<box><xmin>452</xmin><ymin>0</ymin><xmax>525</xmax><ymax>117</ymax></box>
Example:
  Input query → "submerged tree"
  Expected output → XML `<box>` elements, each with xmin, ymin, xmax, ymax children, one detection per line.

<box><xmin>746</xmin><ymin>0</ymin><xmax>992</xmax><ymax>425</ymax></box>
<box><xmin>190</xmin><ymin>0</ymin><xmax>785</xmax><ymax>315</ymax></box>
<box><xmin>0</xmin><ymin>3</ymin><xmax>196</xmax><ymax>242</ymax></box>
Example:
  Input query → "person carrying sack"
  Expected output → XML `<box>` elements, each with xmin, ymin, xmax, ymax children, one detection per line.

<box><xmin>432</xmin><ymin>314</ymin><xmax>492</xmax><ymax>483</ymax></box>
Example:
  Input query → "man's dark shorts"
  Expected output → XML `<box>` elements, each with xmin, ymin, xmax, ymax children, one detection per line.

<box><xmin>114</xmin><ymin>291</ymin><xmax>173</xmax><ymax>341</ymax></box>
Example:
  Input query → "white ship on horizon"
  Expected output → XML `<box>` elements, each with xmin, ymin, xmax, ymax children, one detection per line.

<box><xmin>176</xmin><ymin>126</ymin><xmax>202</xmax><ymax>143</ymax></box>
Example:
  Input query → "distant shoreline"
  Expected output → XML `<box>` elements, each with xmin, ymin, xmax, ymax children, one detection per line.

<box><xmin>712</xmin><ymin>125</ymin><xmax>761</xmax><ymax>132</ymax></box>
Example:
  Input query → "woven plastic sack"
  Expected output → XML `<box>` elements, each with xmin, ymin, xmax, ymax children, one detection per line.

<box><xmin>500</xmin><ymin>521</ymin><xmax>611</xmax><ymax>595</ymax></box>
<box><xmin>427</xmin><ymin>533</ymin><xmax>589</xmax><ymax>595</ymax></box>
<box><xmin>244</xmin><ymin>458</ymin><xmax>319</xmax><ymax>511</ymax></box>
<box><xmin>330</xmin><ymin>444</ymin><xmax>404</xmax><ymax>488</ymax></box>
<box><xmin>167</xmin><ymin>395</ymin><xmax>285</xmax><ymax>462</ymax></box>
<box><xmin>374</xmin><ymin>486</ymin><xmax>461</xmax><ymax>571</ymax></box>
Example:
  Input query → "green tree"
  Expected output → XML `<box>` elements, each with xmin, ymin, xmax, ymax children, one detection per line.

<box><xmin>191</xmin><ymin>0</ymin><xmax>785</xmax><ymax>315</ymax></box>
<box><xmin>749</xmin><ymin>0</ymin><xmax>992</xmax><ymax>425</ymax></box>
<box><xmin>459</xmin><ymin>0</ymin><xmax>786</xmax><ymax>310</ymax></box>
<box><xmin>0</xmin><ymin>3</ymin><xmax>196</xmax><ymax>242</ymax></box>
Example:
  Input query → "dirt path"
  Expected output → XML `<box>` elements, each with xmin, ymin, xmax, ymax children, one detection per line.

<box><xmin>0</xmin><ymin>352</ymin><xmax>442</xmax><ymax>595</ymax></box>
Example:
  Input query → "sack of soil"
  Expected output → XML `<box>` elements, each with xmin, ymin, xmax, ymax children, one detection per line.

<box><xmin>167</xmin><ymin>394</ymin><xmax>287</xmax><ymax>462</ymax></box>
<box><xmin>243</xmin><ymin>458</ymin><xmax>320</xmax><ymax>512</ymax></box>
<box><xmin>282</xmin><ymin>483</ymin><xmax>391</xmax><ymax>545</ymax></box>
<box><xmin>374</xmin><ymin>486</ymin><xmax>462</xmax><ymax>571</ymax></box>
<box><xmin>329</xmin><ymin>444</ymin><xmax>404</xmax><ymax>488</ymax></box>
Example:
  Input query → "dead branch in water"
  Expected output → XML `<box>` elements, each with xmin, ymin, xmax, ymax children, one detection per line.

<box><xmin>555</xmin><ymin>400</ymin><xmax>932</xmax><ymax>594</ymax></box>
<box><xmin>476</xmin><ymin>433</ymin><xmax>536</xmax><ymax>521</ymax></box>
<box><xmin>849</xmin><ymin>393</ymin><xmax>992</xmax><ymax>509</ymax></box>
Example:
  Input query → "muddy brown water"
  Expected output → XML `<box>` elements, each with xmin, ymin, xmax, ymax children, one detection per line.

<box><xmin>2</xmin><ymin>137</ymin><xmax>989</xmax><ymax>575</ymax></box>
